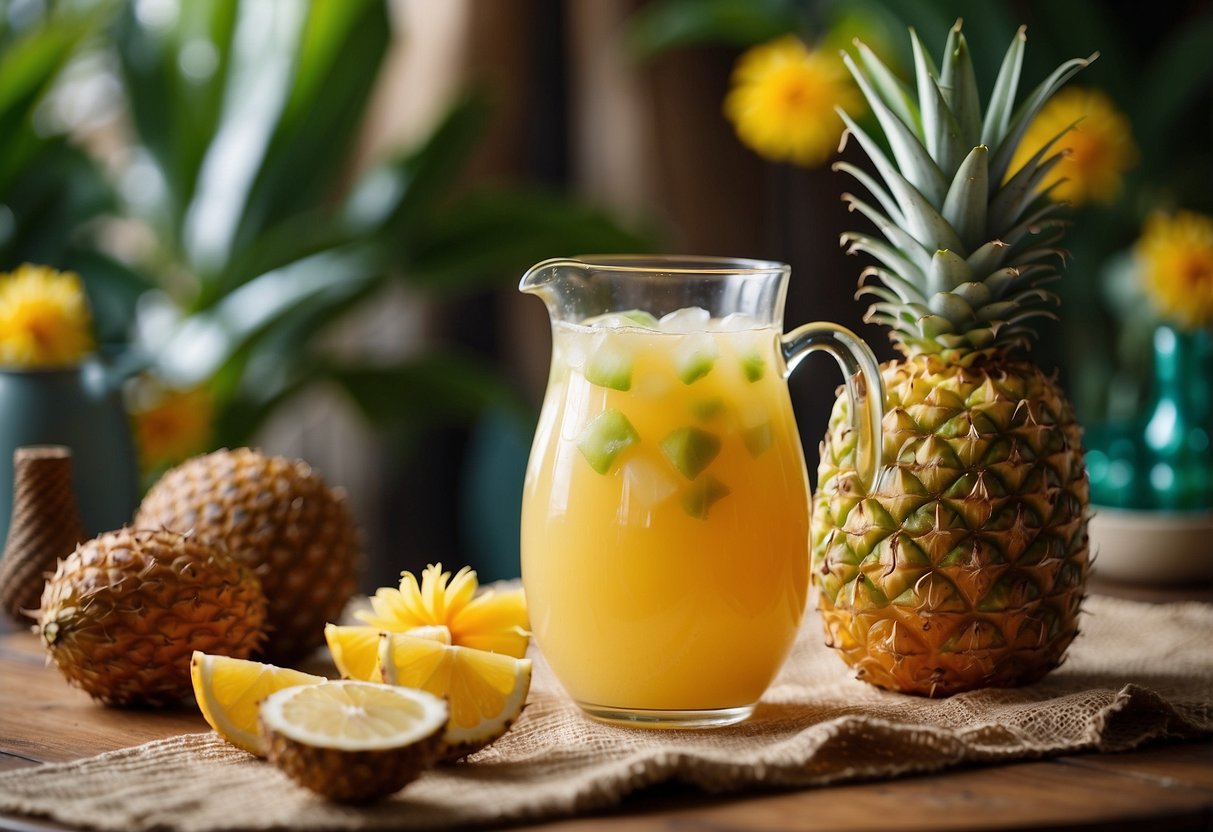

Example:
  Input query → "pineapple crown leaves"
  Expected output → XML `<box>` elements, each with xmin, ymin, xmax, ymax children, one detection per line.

<box><xmin>834</xmin><ymin>20</ymin><xmax>1096</xmax><ymax>358</ymax></box>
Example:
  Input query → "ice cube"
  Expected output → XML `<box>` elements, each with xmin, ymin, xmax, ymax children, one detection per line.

<box><xmin>659</xmin><ymin>306</ymin><xmax>711</xmax><ymax>332</ymax></box>
<box><xmin>743</xmin><ymin>422</ymin><xmax>773</xmax><ymax>457</ymax></box>
<box><xmin>715</xmin><ymin>312</ymin><xmax>762</xmax><ymax>332</ymax></box>
<box><xmin>723</xmin><ymin>329</ymin><xmax>773</xmax><ymax>382</ymax></box>
<box><xmin>739</xmin><ymin>400</ymin><xmax>769</xmax><ymax>430</ymax></box>
<box><xmin>634</xmin><ymin>371</ymin><xmax>673</xmax><ymax>399</ymax></box>
<box><xmin>738</xmin><ymin>402</ymin><xmax>774</xmax><ymax>456</ymax></box>
<box><xmin>585</xmin><ymin>331</ymin><xmax>633</xmax><ymax>390</ymax></box>
<box><xmin>557</xmin><ymin>336</ymin><xmax>588</xmax><ymax>370</ymax></box>
<box><xmin>673</xmin><ymin>331</ymin><xmax>719</xmax><ymax>384</ymax></box>
<box><xmin>594</xmin><ymin>314</ymin><xmax>632</xmax><ymax>329</ymax></box>
<box><xmin>586</xmin><ymin>309</ymin><xmax>659</xmax><ymax>329</ymax></box>
<box><xmin>621</xmin><ymin>457</ymin><xmax>679</xmax><ymax>509</ymax></box>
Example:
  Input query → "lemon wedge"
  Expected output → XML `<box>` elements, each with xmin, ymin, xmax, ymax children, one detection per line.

<box><xmin>190</xmin><ymin>651</ymin><xmax>325</xmax><ymax>755</ymax></box>
<box><xmin>325</xmin><ymin>623</ymin><xmax>451</xmax><ymax>681</ymax></box>
<box><xmin>260</xmin><ymin>680</ymin><xmax>447</xmax><ymax>803</ymax></box>
<box><xmin>378</xmin><ymin>632</ymin><xmax>531</xmax><ymax>760</ymax></box>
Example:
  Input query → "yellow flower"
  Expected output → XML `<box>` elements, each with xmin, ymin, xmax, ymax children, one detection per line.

<box><xmin>724</xmin><ymin>35</ymin><xmax>862</xmax><ymax>167</ymax></box>
<box><xmin>0</xmin><ymin>264</ymin><xmax>94</xmax><ymax>368</ymax></box>
<box><xmin>1008</xmin><ymin>87</ymin><xmax>1137</xmax><ymax>206</ymax></box>
<box><xmin>132</xmin><ymin>385</ymin><xmax>214</xmax><ymax>473</ymax></box>
<box><xmin>357</xmin><ymin>563</ymin><xmax>529</xmax><ymax>658</ymax></box>
<box><xmin>1135</xmin><ymin>210</ymin><xmax>1213</xmax><ymax>330</ymax></box>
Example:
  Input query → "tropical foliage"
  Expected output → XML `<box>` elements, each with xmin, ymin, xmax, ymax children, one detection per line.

<box><xmin>0</xmin><ymin>1</ymin><xmax>650</xmax><ymax>479</ymax></box>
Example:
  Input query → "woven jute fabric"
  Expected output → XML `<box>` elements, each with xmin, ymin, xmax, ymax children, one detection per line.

<box><xmin>1</xmin><ymin>594</ymin><xmax>1210</xmax><ymax>831</ymax></box>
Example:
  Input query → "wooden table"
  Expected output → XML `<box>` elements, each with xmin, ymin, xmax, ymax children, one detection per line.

<box><xmin>2</xmin><ymin>578</ymin><xmax>1211</xmax><ymax>832</ymax></box>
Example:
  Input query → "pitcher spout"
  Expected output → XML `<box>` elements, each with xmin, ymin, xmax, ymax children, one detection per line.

<box><xmin>519</xmin><ymin>257</ymin><xmax>590</xmax><ymax>322</ymax></box>
<box><xmin>519</xmin><ymin>258</ymin><xmax>581</xmax><ymax>295</ymax></box>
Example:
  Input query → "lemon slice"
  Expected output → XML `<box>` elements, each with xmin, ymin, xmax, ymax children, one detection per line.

<box><xmin>190</xmin><ymin>651</ymin><xmax>325</xmax><ymax>756</ymax></box>
<box><xmin>379</xmin><ymin>632</ymin><xmax>531</xmax><ymax>759</ymax></box>
<box><xmin>260</xmin><ymin>681</ymin><xmax>448</xmax><ymax>803</ymax></box>
<box><xmin>326</xmin><ymin>624</ymin><xmax>451</xmax><ymax>681</ymax></box>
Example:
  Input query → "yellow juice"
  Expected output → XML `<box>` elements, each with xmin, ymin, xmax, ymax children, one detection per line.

<box><xmin>521</xmin><ymin>311</ymin><xmax>810</xmax><ymax>712</ymax></box>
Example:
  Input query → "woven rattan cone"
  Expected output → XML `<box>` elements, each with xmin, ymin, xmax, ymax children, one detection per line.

<box><xmin>0</xmin><ymin>446</ymin><xmax>89</xmax><ymax>623</ymax></box>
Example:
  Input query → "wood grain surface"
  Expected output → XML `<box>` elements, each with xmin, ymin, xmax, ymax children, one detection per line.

<box><xmin>1</xmin><ymin>583</ymin><xmax>1211</xmax><ymax>832</ymax></box>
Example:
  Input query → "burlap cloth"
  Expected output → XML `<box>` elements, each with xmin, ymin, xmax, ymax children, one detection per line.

<box><xmin>1</xmin><ymin>594</ymin><xmax>1210</xmax><ymax>831</ymax></box>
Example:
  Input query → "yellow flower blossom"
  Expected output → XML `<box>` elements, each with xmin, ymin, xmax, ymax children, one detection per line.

<box><xmin>1135</xmin><ymin>210</ymin><xmax>1213</xmax><ymax>330</ymax></box>
<box><xmin>0</xmin><ymin>264</ymin><xmax>93</xmax><ymax>368</ymax></box>
<box><xmin>724</xmin><ymin>35</ymin><xmax>862</xmax><ymax>167</ymax></box>
<box><xmin>132</xmin><ymin>385</ymin><xmax>214</xmax><ymax>473</ymax></box>
<box><xmin>1008</xmin><ymin>87</ymin><xmax>1137</xmax><ymax>206</ymax></box>
<box><xmin>358</xmin><ymin>563</ymin><xmax>529</xmax><ymax>658</ymax></box>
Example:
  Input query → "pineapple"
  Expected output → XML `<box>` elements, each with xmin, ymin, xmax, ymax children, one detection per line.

<box><xmin>811</xmin><ymin>23</ymin><xmax>1093</xmax><ymax>696</ymax></box>
<box><xmin>136</xmin><ymin>448</ymin><xmax>361</xmax><ymax>665</ymax></box>
<box><xmin>38</xmin><ymin>529</ymin><xmax>266</xmax><ymax>707</ymax></box>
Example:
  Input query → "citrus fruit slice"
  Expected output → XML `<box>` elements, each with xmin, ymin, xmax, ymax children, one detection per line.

<box><xmin>379</xmin><ymin>632</ymin><xmax>531</xmax><ymax>760</ymax></box>
<box><xmin>325</xmin><ymin>624</ymin><xmax>451</xmax><ymax>681</ymax></box>
<box><xmin>260</xmin><ymin>680</ymin><xmax>447</xmax><ymax>804</ymax></box>
<box><xmin>190</xmin><ymin>651</ymin><xmax>325</xmax><ymax>756</ymax></box>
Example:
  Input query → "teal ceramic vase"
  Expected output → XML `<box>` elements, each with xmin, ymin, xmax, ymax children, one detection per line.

<box><xmin>0</xmin><ymin>359</ymin><xmax>139</xmax><ymax>544</ymax></box>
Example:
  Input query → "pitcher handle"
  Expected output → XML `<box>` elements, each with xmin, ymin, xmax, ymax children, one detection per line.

<box><xmin>781</xmin><ymin>322</ymin><xmax>885</xmax><ymax>492</ymax></box>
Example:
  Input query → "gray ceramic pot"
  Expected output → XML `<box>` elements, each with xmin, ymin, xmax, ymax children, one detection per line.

<box><xmin>0</xmin><ymin>360</ymin><xmax>139</xmax><ymax>544</ymax></box>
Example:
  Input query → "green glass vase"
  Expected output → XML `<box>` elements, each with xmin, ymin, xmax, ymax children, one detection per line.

<box><xmin>1087</xmin><ymin>325</ymin><xmax>1213</xmax><ymax>583</ymax></box>
<box><xmin>0</xmin><ymin>359</ymin><xmax>139</xmax><ymax>544</ymax></box>
<box><xmin>1088</xmin><ymin>325</ymin><xmax>1213</xmax><ymax>510</ymax></box>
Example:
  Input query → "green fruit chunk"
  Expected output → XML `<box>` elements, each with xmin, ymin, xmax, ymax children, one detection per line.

<box><xmin>577</xmin><ymin>410</ymin><xmax>639</xmax><ymax>474</ymax></box>
<box><xmin>744</xmin><ymin>422</ymin><xmax>773</xmax><ymax>457</ymax></box>
<box><xmin>741</xmin><ymin>353</ymin><xmax>766</xmax><ymax>382</ymax></box>
<box><xmin>689</xmin><ymin>398</ymin><xmax>725</xmax><ymax>422</ymax></box>
<box><xmin>660</xmin><ymin>427</ymin><xmax>721</xmax><ymax>480</ymax></box>
<box><xmin>585</xmin><ymin>347</ymin><xmax>632</xmax><ymax>391</ymax></box>
<box><xmin>674</xmin><ymin>333</ymin><xmax>719</xmax><ymax>384</ymax></box>
<box><xmin>677</xmin><ymin>353</ymin><xmax>716</xmax><ymax>384</ymax></box>
<box><xmin>618</xmin><ymin>309</ymin><xmax>659</xmax><ymax>328</ymax></box>
<box><xmin>682</xmin><ymin>475</ymin><xmax>730</xmax><ymax>519</ymax></box>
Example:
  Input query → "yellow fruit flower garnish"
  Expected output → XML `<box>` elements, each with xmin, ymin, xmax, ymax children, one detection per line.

<box><xmin>724</xmin><ymin>35</ymin><xmax>863</xmax><ymax>167</ymax></box>
<box><xmin>1007</xmin><ymin>86</ymin><xmax>1137</xmax><ymax>206</ymax></box>
<box><xmin>1135</xmin><ymin>210</ymin><xmax>1213</xmax><ymax>331</ymax></box>
<box><xmin>356</xmin><ymin>564</ymin><xmax>529</xmax><ymax>658</ymax></box>
<box><xmin>0</xmin><ymin>264</ymin><xmax>94</xmax><ymax>368</ymax></box>
<box><xmin>131</xmin><ymin>384</ymin><xmax>214</xmax><ymax>474</ymax></box>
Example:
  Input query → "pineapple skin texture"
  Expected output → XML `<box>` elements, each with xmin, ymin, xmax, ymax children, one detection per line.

<box><xmin>811</xmin><ymin>353</ymin><xmax>1090</xmax><ymax>697</ymax></box>
<box><xmin>263</xmin><ymin>719</ymin><xmax>444</xmax><ymax>803</ymax></box>
<box><xmin>136</xmin><ymin>449</ymin><xmax>361</xmax><ymax>666</ymax></box>
<box><xmin>38</xmin><ymin>529</ymin><xmax>266</xmax><ymax>707</ymax></box>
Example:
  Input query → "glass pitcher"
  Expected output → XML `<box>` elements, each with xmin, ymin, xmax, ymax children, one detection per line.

<box><xmin>519</xmin><ymin>255</ymin><xmax>883</xmax><ymax>728</ymax></box>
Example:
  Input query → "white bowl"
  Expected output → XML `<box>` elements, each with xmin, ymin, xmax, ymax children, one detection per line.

<box><xmin>1089</xmin><ymin>506</ymin><xmax>1213</xmax><ymax>584</ymax></box>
